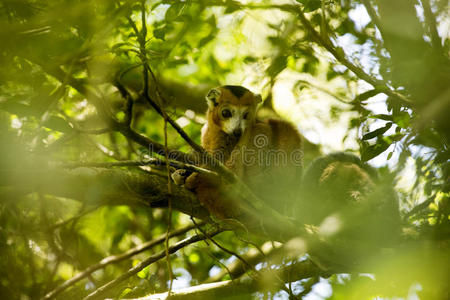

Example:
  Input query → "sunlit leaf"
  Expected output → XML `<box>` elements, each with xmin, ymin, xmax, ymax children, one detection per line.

<box><xmin>370</xmin><ymin>114</ymin><xmax>393</xmax><ymax>121</ymax></box>
<box><xmin>362</xmin><ymin>122</ymin><xmax>392</xmax><ymax>140</ymax></box>
<box><xmin>153</xmin><ymin>27</ymin><xmax>166</xmax><ymax>41</ymax></box>
<box><xmin>267</xmin><ymin>55</ymin><xmax>287</xmax><ymax>78</ymax></box>
<box><xmin>296</xmin><ymin>0</ymin><xmax>322</xmax><ymax>12</ymax></box>
<box><xmin>43</xmin><ymin>116</ymin><xmax>72</xmax><ymax>132</ymax></box>
<box><xmin>361</xmin><ymin>139</ymin><xmax>391</xmax><ymax>161</ymax></box>
<box><xmin>165</xmin><ymin>3</ymin><xmax>186</xmax><ymax>22</ymax></box>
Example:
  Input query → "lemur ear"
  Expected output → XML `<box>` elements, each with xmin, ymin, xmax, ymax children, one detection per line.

<box><xmin>254</xmin><ymin>94</ymin><xmax>262</xmax><ymax>104</ymax></box>
<box><xmin>206</xmin><ymin>88</ymin><xmax>221</xmax><ymax>108</ymax></box>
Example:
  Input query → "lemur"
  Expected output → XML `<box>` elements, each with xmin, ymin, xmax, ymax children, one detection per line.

<box><xmin>173</xmin><ymin>85</ymin><xmax>303</xmax><ymax>218</ymax></box>
<box><xmin>298</xmin><ymin>152</ymin><xmax>401</xmax><ymax>253</ymax></box>
<box><xmin>173</xmin><ymin>85</ymin><xmax>399</xmax><ymax>241</ymax></box>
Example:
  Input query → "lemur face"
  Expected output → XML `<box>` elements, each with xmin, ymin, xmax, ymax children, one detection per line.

<box><xmin>206</xmin><ymin>86</ymin><xmax>262</xmax><ymax>138</ymax></box>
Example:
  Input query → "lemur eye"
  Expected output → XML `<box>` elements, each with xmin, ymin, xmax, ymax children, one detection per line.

<box><xmin>243</xmin><ymin>112</ymin><xmax>249</xmax><ymax>120</ymax></box>
<box><xmin>221</xmin><ymin>109</ymin><xmax>232</xmax><ymax>118</ymax></box>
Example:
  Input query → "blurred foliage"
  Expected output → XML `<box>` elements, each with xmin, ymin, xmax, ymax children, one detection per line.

<box><xmin>0</xmin><ymin>0</ymin><xmax>449</xmax><ymax>299</ymax></box>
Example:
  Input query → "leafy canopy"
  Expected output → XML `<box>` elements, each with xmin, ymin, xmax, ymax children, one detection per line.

<box><xmin>0</xmin><ymin>0</ymin><xmax>449</xmax><ymax>299</ymax></box>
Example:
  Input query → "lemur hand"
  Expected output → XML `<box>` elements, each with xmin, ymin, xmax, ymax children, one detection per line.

<box><xmin>171</xmin><ymin>169</ymin><xmax>192</xmax><ymax>186</ymax></box>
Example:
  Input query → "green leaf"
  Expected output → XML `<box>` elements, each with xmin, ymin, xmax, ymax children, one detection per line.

<box><xmin>153</xmin><ymin>27</ymin><xmax>166</xmax><ymax>41</ymax></box>
<box><xmin>224</xmin><ymin>1</ymin><xmax>240</xmax><ymax>14</ymax></box>
<box><xmin>354</xmin><ymin>89</ymin><xmax>380</xmax><ymax>102</ymax></box>
<box><xmin>361</xmin><ymin>139</ymin><xmax>390</xmax><ymax>161</ymax></box>
<box><xmin>370</xmin><ymin>114</ymin><xmax>393</xmax><ymax>121</ymax></box>
<box><xmin>0</xmin><ymin>102</ymin><xmax>34</xmax><ymax>117</ymax></box>
<box><xmin>296</xmin><ymin>0</ymin><xmax>321</xmax><ymax>12</ymax></box>
<box><xmin>43</xmin><ymin>116</ymin><xmax>73</xmax><ymax>132</ymax></box>
<box><xmin>166</xmin><ymin>58</ymin><xmax>188</xmax><ymax>67</ymax></box>
<box><xmin>393</xmin><ymin>111</ymin><xmax>410</xmax><ymax>128</ymax></box>
<box><xmin>326</xmin><ymin>68</ymin><xmax>338</xmax><ymax>81</ymax></box>
<box><xmin>386</xmin><ymin>96</ymin><xmax>401</xmax><ymax>114</ymax></box>
<box><xmin>198</xmin><ymin>33</ymin><xmax>215</xmax><ymax>48</ymax></box>
<box><xmin>111</xmin><ymin>42</ymin><xmax>131</xmax><ymax>51</ymax></box>
<box><xmin>362</xmin><ymin>122</ymin><xmax>392</xmax><ymax>140</ymax></box>
<box><xmin>119</xmin><ymin>288</ymin><xmax>132</xmax><ymax>299</ymax></box>
<box><xmin>387</xmin><ymin>151</ymin><xmax>393</xmax><ymax>160</ymax></box>
<box><xmin>302</xmin><ymin>59</ymin><xmax>318</xmax><ymax>75</ymax></box>
<box><xmin>267</xmin><ymin>56</ymin><xmax>287</xmax><ymax>78</ymax></box>
<box><xmin>206</xmin><ymin>14</ymin><xmax>217</xmax><ymax>27</ymax></box>
<box><xmin>165</xmin><ymin>3</ymin><xmax>186</xmax><ymax>22</ymax></box>
<box><xmin>311</xmin><ymin>12</ymin><xmax>322</xmax><ymax>25</ymax></box>
<box><xmin>424</xmin><ymin>181</ymin><xmax>432</xmax><ymax>196</ymax></box>
<box><xmin>244</xmin><ymin>56</ymin><xmax>257</xmax><ymax>63</ymax></box>
<box><xmin>137</xmin><ymin>265</ymin><xmax>150</xmax><ymax>279</ymax></box>
<box><xmin>386</xmin><ymin>133</ymin><xmax>404</xmax><ymax>142</ymax></box>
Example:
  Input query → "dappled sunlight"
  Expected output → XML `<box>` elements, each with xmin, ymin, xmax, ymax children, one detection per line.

<box><xmin>318</xmin><ymin>214</ymin><xmax>342</xmax><ymax>237</ymax></box>
<box><xmin>0</xmin><ymin>0</ymin><xmax>449</xmax><ymax>299</ymax></box>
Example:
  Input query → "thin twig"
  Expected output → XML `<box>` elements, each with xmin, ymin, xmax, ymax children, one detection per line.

<box><xmin>403</xmin><ymin>194</ymin><xmax>436</xmax><ymax>220</ymax></box>
<box><xmin>82</xmin><ymin>227</ymin><xmax>224</xmax><ymax>300</ymax></box>
<box><xmin>203</xmin><ymin>249</ymin><xmax>235</xmax><ymax>280</ymax></box>
<box><xmin>297</xmin><ymin>276</ymin><xmax>320</xmax><ymax>298</ymax></box>
<box><xmin>86</xmin><ymin>138</ymin><xmax>123</xmax><ymax>160</ymax></box>
<box><xmin>204</xmin><ymin>240</ymin><xmax>281</xmax><ymax>284</ymax></box>
<box><xmin>75</xmin><ymin>127</ymin><xmax>112</xmax><ymax>135</ymax></box>
<box><xmin>192</xmin><ymin>223</ymin><xmax>299</xmax><ymax>299</ymax></box>
<box><xmin>61</xmin><ymin>158</ymin><xmax>218</xmax><ymax>177</ymax></box>
<box><xmin>193</xmin><ymin>219</ymin><xmax>253</xmax><ymax>271</ymax></box>
<box><xmin>142</xmin><ymin>64</ymin><xmax>205</xmax><ymax>154</ymax></box>
<box><xmin>421</xmin><ymin>0</ymin><xmax>443</xmax><ymax>51</ymax></box>
<box><xmin>192</xmin><ymin>219</ymin><xmax>294</xmax><ymax>297</ymax></box>
<box><xmin>27</xmin><ymin>58</ymin><xmax>189</xmax><ymax>162</ymax></box>
<box><xmin>295</xmin><ymin>7</ymin><xmax>411</xmax><ymax>104</ymax></box>
<box><xmin>162</xmin><ymin>90</ymin><xmax>175</xmax><ymax>296</ymax></box>
<box><xmin>42</xmin><ymin>222</ymin><xmax>204</xmax><ymax>299</ymax></box>
<box><xmin>114</xmin><ymin>79</ymin><xmax>134</xmax><ymax>127</ymax></box>
<box><xmin>31</xmin><ymin>58</ymin><xmax>76</xmax><ymax>147</ymax></box>
<box><xmin>126</xmin><ymin>14</ymin><xmax>204</xmax><ymax>155</ymax></box>
<box><xmin>135</xmin><ymin>0</ymin><xmax>175</xmax><ymax>294</ymax></box>
<box><xmin>320</xmin><ymin>0</ymin><xmax>328</xmax><ymax>39</ymax></box>
<box><xmin>228</xmin><ymin>2</ymin><xmax>412</xmax><ymax>104</ymax></box>
<box><xmin>47</xmin><ymin>206</ymin><xmax>99</xmax><ymax>231</ymax></box>
<box><xmin>136</xmin><ymin>259</ymin><xmax>325</xmax><ymax>300</ymax></box>
<box><xmin>361</xmin><ymin>0</ymin><xmax>388</xmax><ymax>44</ymax></box>
<box><xmin>297</xmin><ymin>79</ymin><xmax>352</xmax><ymax>104</ymax></box>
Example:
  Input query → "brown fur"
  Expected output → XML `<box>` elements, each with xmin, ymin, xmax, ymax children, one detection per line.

<box><xmin>185</xmin><ymin>86</ymin><xmax>303</xmax><ymax>218</ymax></box>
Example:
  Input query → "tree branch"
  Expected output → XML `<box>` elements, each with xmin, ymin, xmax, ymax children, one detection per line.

<box><xmin>204</xmin><ymin>241</ymin><xmax>281</xmax><ymax>283</ymax></box>
<box><xmin>42</xmin><ymin>222</ymin><xmax>204</xmax><ymax>299</ymax></box>
<box><xmin>420</xmin><ymin>0</ymin><xmax>443</xmax><ymax>51</ymax></box>
<box><xmin>361</xmin><ymin>0</ymin><xmax>388</xmax><ymax>44</ymax></box>
<box><xmin>82</xmin><ymin>227</ymin><xmax>224</xmax><ymax>300</ymax></box>
<box><xmin>131</xmin><ymin>259</ymin><xmax>326</xmax><ymax>300</ymax></box>
<box><xmin>4</xmin><ymin>167</ymin><xmax>209</xmax><ymax>219</ymax></box>
<box><xmin>62</xmin><ymin>158</ymin><xmax>218</xmax><ymax>177</ymax></box>
<box><xmin>126</xmin><ymin>14</ymin><xmax>204</xmax><ymax>155</ymax></box>
<box><xmin>296</xmin><ymin>79</ymin><xmax>352</xmax><ymax>104</ymax></box>
<box><xmin>294</xmin><ymin>7</ymin><xmax>411</xmax><ymax>104</ymax></box>
<box><xmin>24</xmin><ymin>57</ymin><xmax>189</xmax><ymax>162</ymax></box>
<box><xmin>229</xmin><ymin>3</ymin><xmax>412</xmax><ymax>104</ymax></box>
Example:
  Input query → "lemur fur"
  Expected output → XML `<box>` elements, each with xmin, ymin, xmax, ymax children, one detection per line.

<box><xmin>176</xmin><ymin>85</ymin><xmax>303</xmax><ymax>218</ymax></box>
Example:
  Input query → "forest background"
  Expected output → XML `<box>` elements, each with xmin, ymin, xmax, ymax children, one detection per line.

<box><xmin>0</xmin><ymin>0</ymin><xmax>449</xmax><ymax>299</ymax></box>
